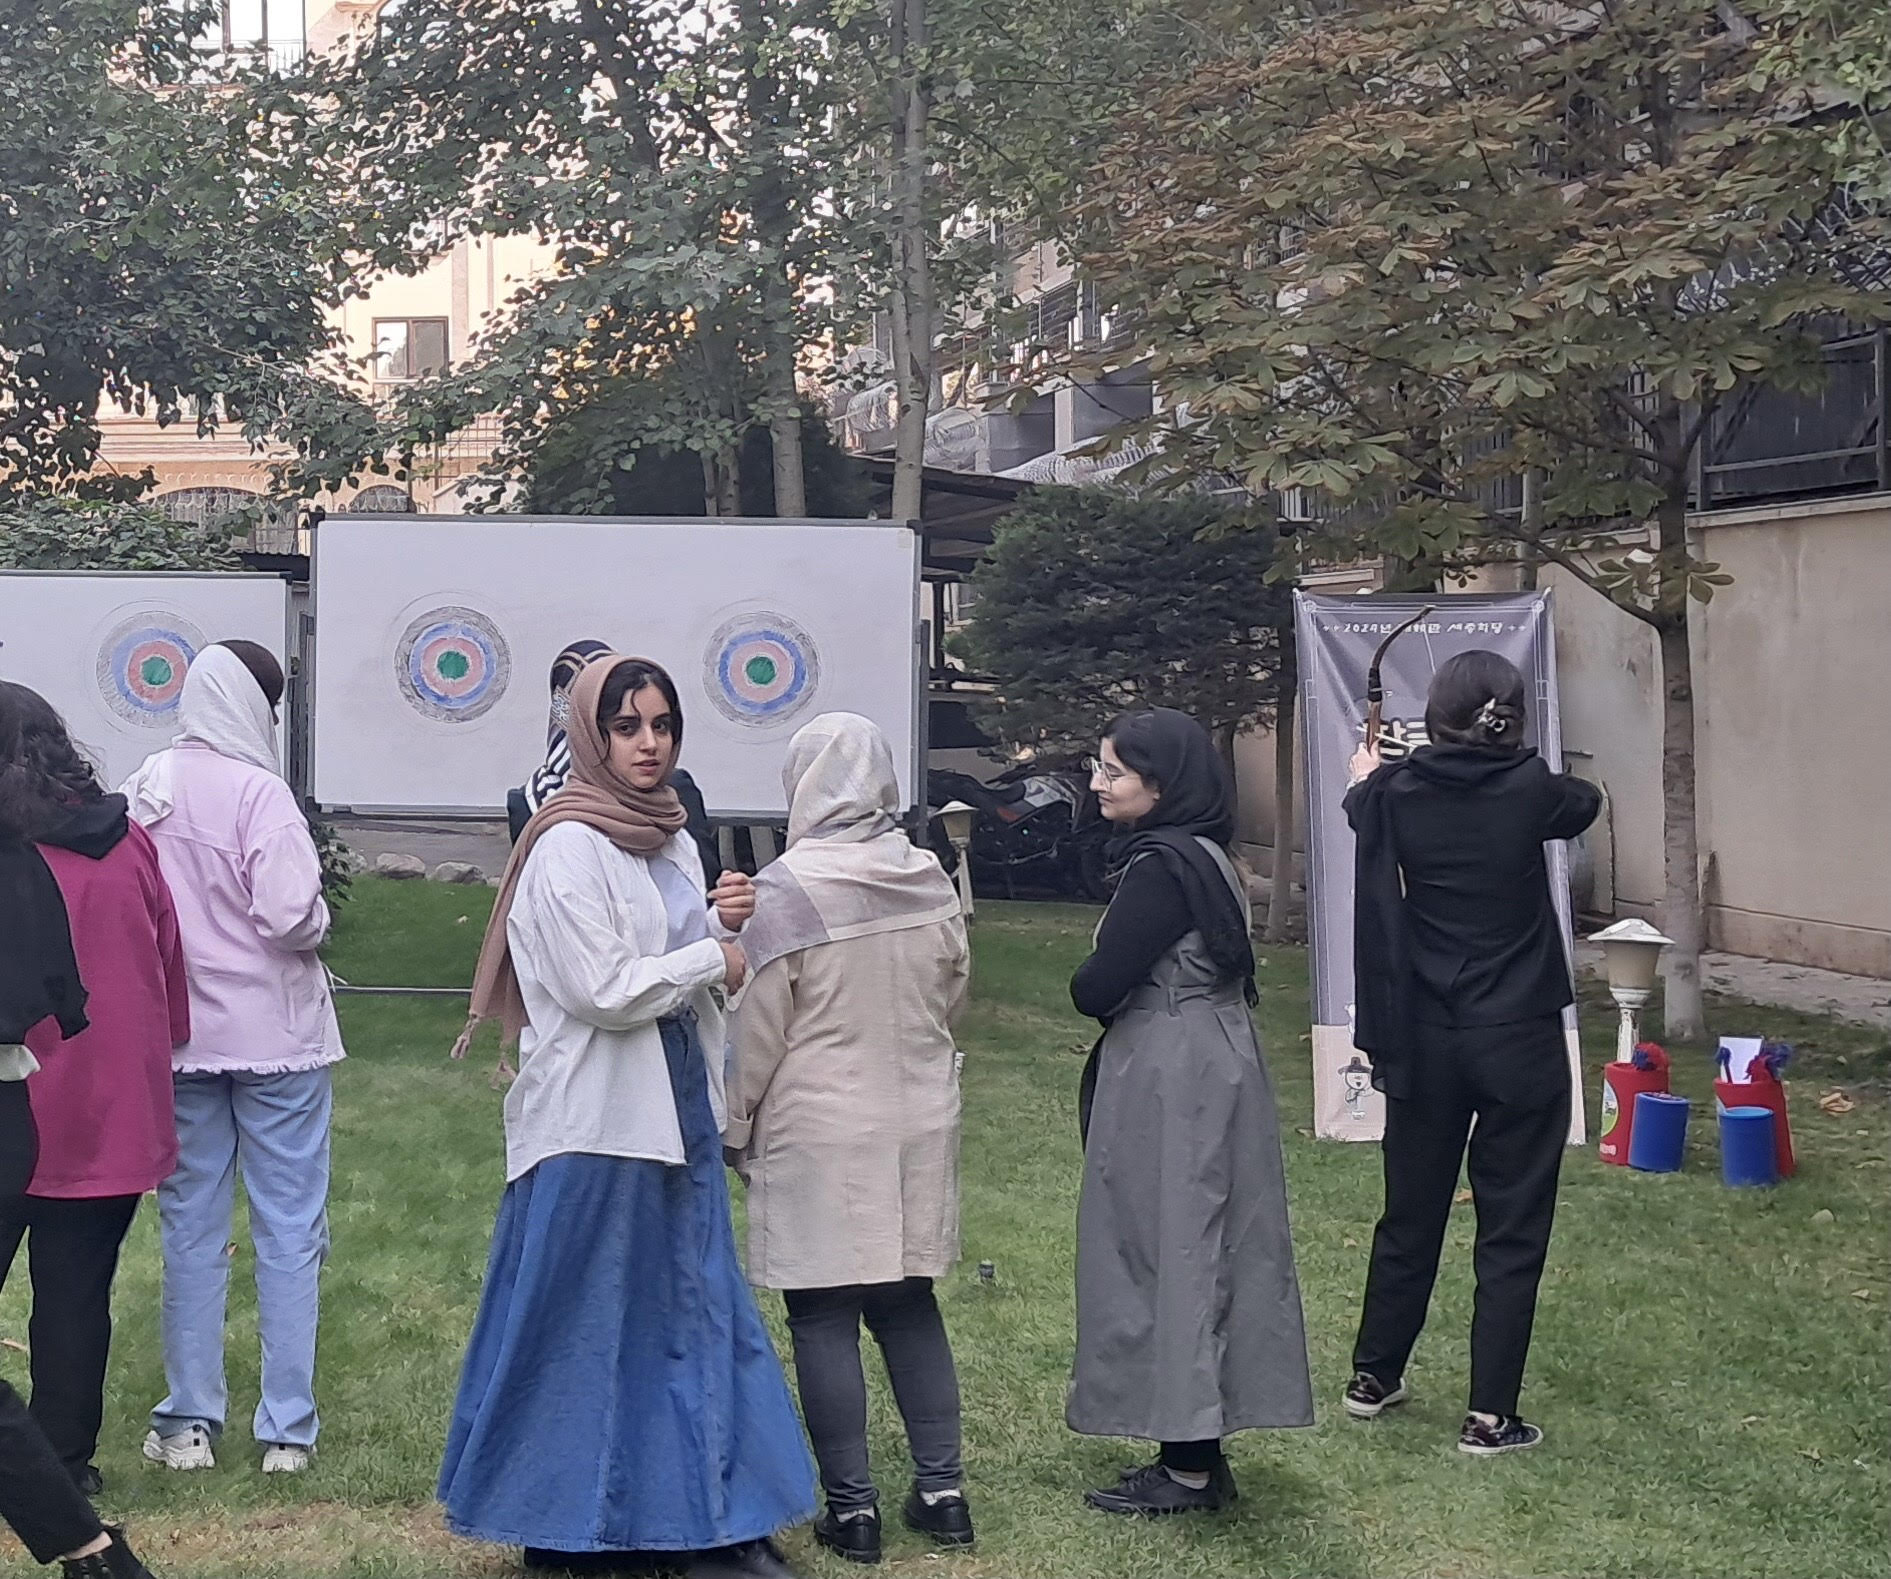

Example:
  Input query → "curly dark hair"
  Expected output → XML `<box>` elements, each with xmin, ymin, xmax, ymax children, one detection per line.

<box><xmin>0</xmin><ymin>681</ymin><xmax>105</xmax><ymax>840</ymax></box>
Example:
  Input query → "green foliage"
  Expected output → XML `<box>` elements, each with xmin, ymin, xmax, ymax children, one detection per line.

<box><xmin>280</xmin><ymin>0</ymin><xmax>868</xmax><ymax>509</ymax></box>
<box><xmin>0</xmin><ymin>1</ymin><xmax>341</xmax><ymax>502</ymax></box>
<box><xmin>958</xmin><ymin>486</ymin><xmax>1288</xmax><ymax>758</ymax></box>
<box><xmin>1074</xmin><ymin>0</ymin><xmax>1890</xmax><ymax>629</ymax></box>
<box><xmin>1755</xmin><ymin>0</ymin><xmax>1891</xmax><ymax>199</ymax></box>
<box><xmin>0</xmin><ymin>496</ymin><xmax>242</xmax><ymax>572</ymax></box>
<box><xmin>528</xmin><ymin>403</ymin><xmax>870</xmax><ymax>518</ymax></box>
<box><xmin>307</xmin><ymin>819</ymin><xmax>356</xmax><ymax>914</ymax></box>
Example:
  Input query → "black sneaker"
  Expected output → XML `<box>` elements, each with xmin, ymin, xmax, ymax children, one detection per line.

<box><xmin>1458</xmin><ymin>1414</ymin><xmax>1545</xmax><ymax>1456</ymax></box>
<box><xmin>1084</xmin><ymin>1461</ymin><xmax>1228</xmax><ymax>1516</ymax></box>
<box><xmin>59</xmin><ymin>1528</ymin><xmax>156</xmax><ymax>1579</ymax></box>
<box><xmin>73</xmin><ymin>1463</ymin><xmax>105</xmax><ymax>1497</ymax></box>
<box><xmin>1344</xmin><ymin>1370</ymin><xmax>1410</xmax><ymax>1419</ymax></box>
<box><xmin>902</xmin><ymin>1485</ymin><xmax>975</xmax><ymax>1548</ymax></box>
<box><xmin>814</xmin><ymin>1505</ymin><xmax>883</xmax><ymax>1565</ymax></box>
<box><xmin>1109</xmin><ymin>1456</ymin><xmax>1237</xmax><ymax>1504</ymax></box>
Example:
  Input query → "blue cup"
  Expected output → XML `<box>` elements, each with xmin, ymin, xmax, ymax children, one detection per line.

<box><xmin>1720</xmin><ymin>1105</ymin><xmax>1780</xmax><ymax>1189</ymax></box>
<box><xmin>1627</xmin><ymin>1091</ymin><xmax>1689</xmax><ymax>1172</ymax></box>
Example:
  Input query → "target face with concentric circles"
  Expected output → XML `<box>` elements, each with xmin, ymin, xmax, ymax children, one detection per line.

<box><xmin>705</xmin><ymin>612</ymin><xmax>821</xmax><ymax>728</ymax></box>
<box><xmin>96</xmin><ymin>615</ymin><xmax>206</xmax><ymax>727</ymax></box>
<box><xmin>395</xmin><ymin>606</ymin><xmax>512</xmax><ymax>722</ymax></box>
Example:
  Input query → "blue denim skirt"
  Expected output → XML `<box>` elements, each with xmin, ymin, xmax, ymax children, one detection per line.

<box><xmin>439</xmin><ymin>1017</ymin><xmax>816</xmax><ymax>1552</ymax></box>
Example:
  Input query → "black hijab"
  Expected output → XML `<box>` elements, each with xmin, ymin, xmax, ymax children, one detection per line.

<box><xmin>1108</xmin><ymin>708</ymin><xmax>1256</xmax><ymax>1002</ymax></box>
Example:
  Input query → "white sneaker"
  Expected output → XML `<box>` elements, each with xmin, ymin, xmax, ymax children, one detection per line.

<box><xmin>262</xmin><ymin>1443</ymin><xmax>312</xmax><ymax>1474</ymax></box>
<box><xmin>143</xmin><ymin>1424</ymin><xmax>216</xmax><ymax>1470</ymax></box>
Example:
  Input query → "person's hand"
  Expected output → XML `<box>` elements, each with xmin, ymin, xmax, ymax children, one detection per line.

<box><xmin>1348</xmin><ymin>742</ymin><xmax>1382</xmax><ymax>786</ymax></box>
<box><xmin>710</xmin><ymin>871</ymin><xmax>756</xmax><ymax>932</ymax></box>
<box><xmin>718</xmin><ymin>939</ymin><xmax>749</xmax><ymax>993</ymax></box>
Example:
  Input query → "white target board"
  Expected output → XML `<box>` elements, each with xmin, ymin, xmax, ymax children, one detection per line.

<box><xmin>0</xmin><ymin>572</ymin><xmax>291</xmax><ymax>792</ymax></box>
<box><xmin>310</xmin><ymin>515</ymin><xmax>923</xmax><ymax>819</ymax></box>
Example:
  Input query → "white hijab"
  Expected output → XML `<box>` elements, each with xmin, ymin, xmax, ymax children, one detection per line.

<box><xmin>737</xmin><ymin>713</ymin><xmax>961</xmax><ymax>985</ymax></box>
<box><xmin>121</xmin><ymin>644</ymin><xmax>280</xmax><ymax>825</ymax></box>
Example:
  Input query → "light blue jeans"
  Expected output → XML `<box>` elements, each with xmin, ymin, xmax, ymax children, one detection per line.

<box><xmin>150</xmin><ymin>1068</ymin><xmax>333</xmax><ymax>1449</ymax></box>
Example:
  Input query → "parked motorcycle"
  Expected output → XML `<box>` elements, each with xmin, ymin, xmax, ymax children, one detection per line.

<box><xmin>925</xmin><ymin>765</ymin><xmax>1117</xmax><ymax>902</ymax></box>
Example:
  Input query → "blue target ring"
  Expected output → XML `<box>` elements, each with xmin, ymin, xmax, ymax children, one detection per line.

<box><xmin>705</xmin><ymin>612</ymin><xmax>820</xmax><ymax>727</ymax></box>
<box><xmin>395</xmin><ymin>606</ymin><xmax>511</xmax><ymax>722</ymax></box>
<box><xmin>96</xmin><ymin>615</ymin><xmax>205</xmax><ymax>727</ymax></box>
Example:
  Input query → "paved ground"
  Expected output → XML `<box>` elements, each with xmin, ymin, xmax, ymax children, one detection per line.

<box><xmin>332</xmin><ymin>816</ymin><xmax>513</xmax><ymax>880</ymax></box>
<box><xmin>333</xmin><ymin>820</ymin><xmax>1889</xmax><ymax>1032</ymax></box>
<box><xmin>1573</xmin><ymin>941</ymin><xmax>1891</xmax><ymax>1032</ymax></box>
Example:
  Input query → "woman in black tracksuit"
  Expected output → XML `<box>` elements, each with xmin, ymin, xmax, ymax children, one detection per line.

<box><xmin>1341</xmin><ymin>649</ymin><xmax>1601</xmax><ymax>1456</ymax></box>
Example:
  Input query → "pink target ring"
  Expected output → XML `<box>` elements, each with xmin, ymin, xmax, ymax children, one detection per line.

<box><xmin>95</xmin><ymin>615</ymin><xmax>206</xmax><ymax>727</ymax></box>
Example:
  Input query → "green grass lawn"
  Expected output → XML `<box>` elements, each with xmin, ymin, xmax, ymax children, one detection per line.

<box><xmin>3</xmin><ymin>877</ymin><xmax>1886</xmax><ymax>1577</ymax></box>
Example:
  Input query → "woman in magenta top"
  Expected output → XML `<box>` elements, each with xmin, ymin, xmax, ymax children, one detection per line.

<box><xmin>0</xmin><ymin>681</ymin><xmax>190</xmax><ymax>1498</ymax></box>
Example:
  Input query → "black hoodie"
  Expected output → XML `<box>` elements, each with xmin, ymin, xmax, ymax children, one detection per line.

<box><xmin>39</xmin><ymin>794</ymin><xmax>131</xmax><ymax>861</ymax></box>
<box><xmin>1344</xmin><ymin>746</ymin><xmax>1601</xmax><ymax>1098</ymax></box>
<box><xmin>0</xmin><ymin>835</ymin><xmax>88</xmax><ymax>1045</ymax></box>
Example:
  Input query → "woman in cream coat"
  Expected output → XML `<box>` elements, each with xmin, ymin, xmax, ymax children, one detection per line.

<box><xmin>727</xmin><ymin>714</ymin><xmax>972</xmax><ymax>1567</ymax></box>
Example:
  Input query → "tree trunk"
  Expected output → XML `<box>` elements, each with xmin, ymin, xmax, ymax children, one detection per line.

<box><xmin>736</xmin><ymin>0</ymin><xmax>807</xmax><ymax>519</ymax></box>
<box><xmin>1265</xmin><ymin>680</ymin><xmax>1297</xmax><ymax>944</ymax></box>
<box><xmin>700</xmin><ymin>449</ymin><xmax>721</xmax><ymax>518</ymax></box>
<box><xmin>716</xmin><ymin>444</ymin><xmax>741</xmax><ymax>517</ymax></box>
<box><xmin>887</xmin><ymin>0</ymin><xmax>933</xmax><ymax>524</ymax></box>
<box><xmin>1656</xmin><ymin>613</ymin><xmax>1706</xmax><ymax>1040</ymax></box>
<box><xmin>766</xmin><ymin>362</ymin><xmax>807</xmax><ymax>516</ymax></box>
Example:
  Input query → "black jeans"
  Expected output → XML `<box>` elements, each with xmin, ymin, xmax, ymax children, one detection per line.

<box><xmin>0</xmin><ymin>1191</ymin><xmax>142</xmax><ymax>1473</ymax></box>
<box><xmin>0</xmin><ymin>1082</ymin><xmax>104</xmax><ymax>1562</ymax></box>
<box><xmin>1352</xmin><ymin>1017</ymin><xmax>1570</xmax><ymax>1418</ymax></box>
<box><xmin>782</xmin><ymin>1278</ymin><xmax>963</xmax><ymax>1513</ymax></box>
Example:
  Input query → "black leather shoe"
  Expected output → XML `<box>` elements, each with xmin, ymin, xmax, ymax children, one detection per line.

<box><xmin>73</xmin><ymin>1463</ymin><xmax>105</xmax><ymax>1497</ymax></box>
<box><xmin>684</xmin><ymin>1540</ymin><xmax>802</xmax><ymax>1579</ymax></box>
<box><xmin>1085</xmin><ymin>1461</ymin><xmax>1229</xmax><ymax>1516</ymax></box>
<box><xmin>58</xmin><ymin>1528</ymin><xmax>156</xmax><ymax>1579</ymax></box>
<box><xmin>901</xmin><ymin>1487</ymin><xmax>974</xmax><ymax>1548</ymax></box>
<box><xmin>814</xmin><ymin>1506</ymin><xmax>882</xmax><ymax>1564</ymax></box>
<box><xmin>523</xmin><ymin>1551</ymin><xmax>681</xmax><ymax>1575</ymax></box>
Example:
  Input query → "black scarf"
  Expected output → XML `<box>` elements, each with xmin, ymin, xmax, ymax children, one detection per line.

<box><xmin>1110</xmin><ymin>708</ymin><xmax>1256</xmax><ymax>1004</ymax></box>
<box><xmin>0</xmin><ymin>836</ymin><xmax>88</xmax><ymax>1044</ymax></box>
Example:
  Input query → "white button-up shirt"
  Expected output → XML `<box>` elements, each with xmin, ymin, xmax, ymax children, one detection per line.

<box><xmin>501</xmin><ymin>821</ymin><xmax>728</xmax><ymax>1183</ymax></box>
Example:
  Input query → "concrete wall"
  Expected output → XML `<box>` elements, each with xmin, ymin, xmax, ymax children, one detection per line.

<box><xmin>1548</xmin><ymin>493</ymin><xmax>1891</xmax><ymax>977</ymax></box>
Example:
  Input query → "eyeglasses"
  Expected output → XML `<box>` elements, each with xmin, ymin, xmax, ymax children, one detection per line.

<box><xmin>1085</xmin><ymin>755</ymin><xmax>1129</xmax><ymax>785</ymax></box>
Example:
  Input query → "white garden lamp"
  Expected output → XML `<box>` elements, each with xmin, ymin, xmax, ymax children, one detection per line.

<box><xmin>1590</xmin><ymin>918</ymin><xmax>1675</xmax><ymax>1063</ymax></box>
<box><xmin>938</xmin><ymin>801</ymin><xmax>977</xmax><ymax>920</ymax></box>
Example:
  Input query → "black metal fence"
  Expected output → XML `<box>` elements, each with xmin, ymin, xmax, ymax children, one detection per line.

<box><xmin>1696</xmin><ymin>322</ymin><xmax>1888</xmax><ymax>511</ymax></box>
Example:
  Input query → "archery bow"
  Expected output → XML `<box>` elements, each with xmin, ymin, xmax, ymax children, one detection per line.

<box><xmin>1363</xmin><ymin>605</ymin><xmax>1436</xmax><ymax>749</ymax></box>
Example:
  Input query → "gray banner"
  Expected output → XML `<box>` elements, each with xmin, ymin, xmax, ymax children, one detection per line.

<box><xmin>1293</xmin><ymin>590</ymin><xmax>1582</xmax><ymax>1140</ymax></box>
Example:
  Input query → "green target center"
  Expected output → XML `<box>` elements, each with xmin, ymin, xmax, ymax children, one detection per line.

<box><xmin>436</xmin><ymin>650</ymin><xmax>471</xmax><ymax>681</ymax></box>
<box><xmin>140</xmin><ymin>656</ymin><xmax>174</xmax><ymax>688</ymax></box>
<box><xmin>744</xmin><ymin>655</ymin><xmax>779</xmax><ymax>687</ymax></box>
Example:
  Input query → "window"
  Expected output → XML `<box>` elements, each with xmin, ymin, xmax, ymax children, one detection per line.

<box><xmin>374</xmin><ymin>318</ymin><xmax>450</xmax><ymax>381</ymax></box>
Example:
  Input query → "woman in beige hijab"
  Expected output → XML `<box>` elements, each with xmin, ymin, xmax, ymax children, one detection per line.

<box><xmin>726</xmin><ymin>714</ymin><xmax>972</xmax><ymax>1566</ymax></box>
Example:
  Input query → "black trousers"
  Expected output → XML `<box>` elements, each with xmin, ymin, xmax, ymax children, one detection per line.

<box><xmin>0</xmin><ymin>1082</ymin><xmax>104</xmax><ymax>1562</ymax></box>
<box><xmin>782</xmin><ymin>1278</ymin><xmax>964</xmax><ymax>1513</ymax></box>
<box><xmin>0</xmin><ymin>1191</ymin><xmax>142</xmax><ymax>1473</ymax></box>
<box><xmin>1352</xmin><ymin>1017</ymin><xmax>1570</xmax><ymax>1418</ymax></box>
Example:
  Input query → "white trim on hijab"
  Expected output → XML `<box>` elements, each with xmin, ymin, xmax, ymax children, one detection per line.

<box><xmin>121</xmin><ymin>643</ymin><xmax>280</xmax><ymax>825</ymax></box>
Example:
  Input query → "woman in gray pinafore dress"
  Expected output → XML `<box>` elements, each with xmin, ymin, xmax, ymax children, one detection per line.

<box><xmin>1068</xmin><ymin>708</ymin><xmax>1313</xmax><ymax>1516</ymax></box>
